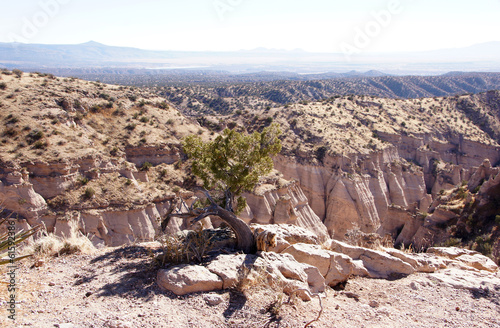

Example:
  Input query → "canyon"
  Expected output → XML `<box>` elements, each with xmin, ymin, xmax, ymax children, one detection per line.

<box><xmin>0</xmin><ymin>70</ymin><xmax>499</xmax><ymax>264</ymax></box>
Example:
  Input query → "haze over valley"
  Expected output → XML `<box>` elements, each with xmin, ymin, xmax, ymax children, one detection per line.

<box><xmin>1</xmin><ymin>1</ymin><xmax>500</xmax><ymax>327</ymax></box>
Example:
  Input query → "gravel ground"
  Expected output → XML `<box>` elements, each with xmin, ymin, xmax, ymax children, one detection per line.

<box><xmin>1</xmin><ymin>245</ymin><xmax>499</xmax><ymax>328</ymax></box>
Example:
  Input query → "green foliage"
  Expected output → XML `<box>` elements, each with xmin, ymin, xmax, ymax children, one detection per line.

<box><xmin>33</xmin><ymin>140</ymin><xmax>48</xmax><ymax>150</ymax></box>
<box><xmin>0</xmin><ymin>216</ymin><xmax>40</xmax><ymax>266</ymax></box>
<box><xmin>78</xmin><ymin>177</ymin><xmax>89</xmax><ymax>185</ymax></box>
<box><xmin>110</xmin><ymin>147</ymin><xmax>119</xmax><ymax>156</ymax></box>
<box><xmin>183</xmin><ymin>123</ymin><xmax>282</xmax><ymax>212</ymax></box>
<box><xmin>456</xmin><ymin>187</ymin><xmax>468</xmax><ymax>199</ymax></box>
<box><xmin>443</xmin><ymin>237</ymin><xmax>462</xmax><ymax>247</ymax></box>
<box><xmin>125</xmin><ymin>123</ymin><xmax>136</xmax><ymax>131</ymax></box>
<box><xmin>140</xmin><ymin>161</ymin><xmax>153</xmax><ymax>171</ymax></box>
<box><xmin>157</xmin><ymin>101</ymin><xmax>168</xmax><ymax>109</ymax></box>
<box><xmin>84</xmin><ymin>187</ymin><xmax>95</xmax><ymax>199</ymax></box>
<box><xmin>26</xmin><ymin>129</ymin><xmax>44</xmax><ymax>144</ymax></box>
<box><xmin>473</xmin><ymin>234</ymin><xmax>493</xmax><ymax>256</ymax></box>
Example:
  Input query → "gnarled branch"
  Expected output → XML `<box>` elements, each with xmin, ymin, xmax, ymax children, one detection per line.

<box><xmin>161</xmin><ymin>192</ymin><xmax>255</xmax><ymax>254</ymax></box>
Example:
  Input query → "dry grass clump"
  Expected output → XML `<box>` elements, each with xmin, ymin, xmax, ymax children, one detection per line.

<box><xmin>23</xmin><ymin>232</ymin><xmax>95</xmax><ymax>257</ymax></box>
<box><xmin>154</xmin><ymin>226</ymin><xmax>216</xmax><ymax>266</ymax></box>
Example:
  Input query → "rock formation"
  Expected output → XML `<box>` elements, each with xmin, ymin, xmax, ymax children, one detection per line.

<box><xmin>157</xmin><ymin>225</ymin><xmax>499</xmax><ymax>297</ymax></box>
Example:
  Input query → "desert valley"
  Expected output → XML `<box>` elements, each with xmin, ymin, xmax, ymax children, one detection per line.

<box><xmin>1</xmin><ymin>3</ymin><xmax>500</xmax><ymax>326</ymax></box>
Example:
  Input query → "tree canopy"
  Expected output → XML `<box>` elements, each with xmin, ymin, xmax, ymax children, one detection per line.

<box><xmin>183</xmin><ymin>123</ymin><xmax>282</xmax><ymax>213</ymax></box>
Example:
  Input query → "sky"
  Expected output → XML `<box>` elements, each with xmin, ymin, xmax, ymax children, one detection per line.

<box><xmin>1</xmin><ymin>0</ymin><xmax>499</xmax><ymax>53</ymax></box>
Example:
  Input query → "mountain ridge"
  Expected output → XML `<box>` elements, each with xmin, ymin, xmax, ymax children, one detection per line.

<box><xmin>2</xmin><ymin>41</ymin><xmax>500</xmax><ymax>74</ymax></box>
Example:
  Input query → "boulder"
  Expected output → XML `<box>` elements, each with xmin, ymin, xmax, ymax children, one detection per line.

<box><xmin>206</xmin><ymin>254</ymin><xmax>258</xmax><ymax>289</ymax></box>
<box><xmin>205</xmin><ymin>252</ymin><xmax>326</xmax><ymax>298</ymax></box>
<box><xmin>427</xmin><ymin>246</ymin><xmax>479</xmax><ymax>259</ymax></box>
<box><xmin>428</xmin><ymin>267</ymin><xmax>500</xmax><ymax>291</ymax></box>
<box><xmin>324</xmin><ymin>252</ymin><xmax>354</xmax><ymax>286</ymax></box>
<box><xmin>383</xmin><ymin>248</ymin><xmax>446</xmax><ymax>273</ymax></box>
<box><xmin>455</xmin><ymin>254</ymin><xmax>498</xmax><ymax>273</ymax></box>
<box><xmin>157</xmin><ymin>265</ymin><xmax>223</xmax><ymax>295</ymax></box>
<box><xmin>327</xmin><ymin>240</ymin><xmax>415</xmax><ymax>278</ymax></box>
<box><xmin>252</xmin><ymin>224</ymin><xmax>319</xmax><ymax>248</ymax></box>
<box><xmin>283</xmin><ymin>243</ymin><xmax>332</xmax><ymax>276</ymax></box>
<box><xmin>282</xmin><ymin>243</ymin><xmax>353</xmax><ymax>286</ymax></box>
<box><xmin>259</xmin><ymin>252</ymin><xmax>325</xmax><ymax>294</ymax></box>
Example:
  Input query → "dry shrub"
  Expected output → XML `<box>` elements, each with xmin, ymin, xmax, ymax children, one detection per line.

<box><xmin>24</xmin><ymin>233</ymin><xmax>95</xmax><ymax>257</ymax></box>
<box><xmin>344</xmin><ymin>226</ymin><xmax>394</xmax><ymax>249</ymax></box>
<box><xmin>155</xmin><ymin>226</ymin><xmax>216</xmax><ymax>266</ymax></box>
<box><xmin>23</xmin><ymin>221</ymin><xmax>95</xmax><ymax>257</ymax></box>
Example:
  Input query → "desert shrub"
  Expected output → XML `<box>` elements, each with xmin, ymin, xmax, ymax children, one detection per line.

<box><xmin>0</xmin><ymin>82</ymin><xmax>7</xmax><ymax>90</ymax></box>
<box><xmin>84</xmin><ymin>187</ymin><xmax>95</xmax><ymax>199</ymax></box>
<box><xmin>5</xmin><ymin>114</ymin><xmax>19</xmax><ymax>124</ymax></box>
<box><xmin>157</xmin><ymin>101</ymin><xmax>168</xmax><ymax>109</ymax></box>
<box><xmin>456</xmin><ymin>187</ymin><xmax>468</xmax><ymax>199</ymax></box>
<box><xmin>26</xmin><ymin>129</ymin><xmax>44</xmax><ymax>144</ymax></box>
<box><xmin>345</xmin><ymin>226</ymin><xmax>393</xmax><ymax>249</ymax></box>
<box><xmin>125</xmin><ymin>123</ymin><xmax>136</xmax><ymax>131</ymax></box>
<box><xmin>78</xmin><ymin>177</ymin><xmax>89</xmax><ymax>185</ymax></box>
<box><xmin>90</xmin><ymin>104</ymin><xmax>101</xmax><ymax>113</ymax></box>
<box><xmin>154</xmin><ymin>227</ymin><xmax>215</xmax><ymax>266</ymax></box>
<box><xmin>443</xmin><ymin>237</ymin><xmax>462</xmax><ymax>247</ymax></box>
<box><xmin>140</xmin><ymin>161</ymin><xmax>152</xmax><ymax>171</ymax></box>
<box><xmin>98</xmin><ymin>93</ymin><xmax>110</xmax><ymax>100</ymax></box>
<box><xmin>12</xmin><ymin>69</ymin><xmax>23</xmax><ymax>78</ymax></box>
<box><xmin>3</xmin><ymin>127</ymin><xmax>17</xmax><ymax>137</ymax></box>
<box><xmin>25</xmin><ymin>233</ymin><xmax>95</xmax><ymax>257</ymax></box>
<box><xmin>33</xmin><ymin>140</ymin><xmax>48</xmax><ymax>149</ymax></box>
<box><xmin>472</xmin><ymin>234</ymin><xmax>493</xmax><ymax>257</ymax></box>
<box><xmin>315</xmin><ymin>145</ymin><xmax>328</xmax><ymax>163</ymax></box>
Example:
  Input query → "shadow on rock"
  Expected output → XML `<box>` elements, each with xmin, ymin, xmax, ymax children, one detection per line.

<box><xmin>470</xmin><ymin>286</ymin><xmax>500</xmax><ymax>306</ymax></box>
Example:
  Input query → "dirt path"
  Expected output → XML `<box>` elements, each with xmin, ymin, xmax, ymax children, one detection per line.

<box><xmin>1</xmin><ymin>245</ymin><xmax>499</xmax><ymax>328</ymax></box>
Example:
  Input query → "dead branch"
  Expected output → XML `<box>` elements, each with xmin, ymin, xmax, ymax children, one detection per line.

<box><xmin>287</xmin><ymin>289</ymin><xmax>323</xmax><ymax>328</ymax></box>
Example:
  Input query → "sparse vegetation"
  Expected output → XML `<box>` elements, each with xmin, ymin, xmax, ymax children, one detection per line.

<box><xmin>84</xmin><ymin>187</ymin><xmax>96</xmax><ymax>199</ymax></box>
<box><xmin>140</xmin><ymin>161</ymin><xmax>153</xmax><ymax>171</ymax></box>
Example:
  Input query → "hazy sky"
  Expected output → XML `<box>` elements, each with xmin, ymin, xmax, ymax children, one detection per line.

<box><xmin>1</xmin><ymin>0</ymin><xmax>499</xmax><ymax>53</ymax></box>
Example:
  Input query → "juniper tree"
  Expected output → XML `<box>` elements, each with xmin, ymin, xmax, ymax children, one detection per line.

<box><xmin>162</xmin><ymin>123</ymin><xmax>281</xmax><ymax>253</ymax></box>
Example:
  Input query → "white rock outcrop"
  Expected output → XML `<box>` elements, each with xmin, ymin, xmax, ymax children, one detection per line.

<box><xmin>157</xmin><ymin>265</ymin><xmax>223</xmax><ymax>296</ymax></box>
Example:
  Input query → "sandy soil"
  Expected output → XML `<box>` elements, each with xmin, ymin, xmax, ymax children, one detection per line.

<box><xmin>1</xmin><ymin>245</ymin><xmax>499</xmax><ymax>328</ymax></box>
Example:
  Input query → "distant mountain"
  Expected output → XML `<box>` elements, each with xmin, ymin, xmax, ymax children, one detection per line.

<box><xmin>0</xmin><ymin>41</ymin><xmax>179</xmax><ymax>67</ymax></box>
<box><xmin>1</xmin><ymin>41</ymin><xmax>500</xmax><ymax>74</ymax></box>
<box><xmin>157</xmin><ymin>72</ymin><xmax>500</xmax><ymax>115</ymax></box>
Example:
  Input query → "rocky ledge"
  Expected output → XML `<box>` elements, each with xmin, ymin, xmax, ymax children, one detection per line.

<box><xmin>157</xmin><ymin>225</ymin><xmax>499</xmax><ymax>299</ymax></box>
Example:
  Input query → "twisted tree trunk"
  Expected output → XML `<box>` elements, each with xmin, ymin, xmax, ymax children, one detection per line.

<box><xmin>161</xmin><ymin>200</ymin><xmax>256</xmax><ymax>254</ymax></box>
<box><xmin>206</xmin><ymin>203</ymin><xmax>255</xmax><ymax>254</ymax></box>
